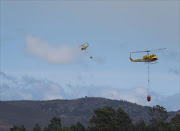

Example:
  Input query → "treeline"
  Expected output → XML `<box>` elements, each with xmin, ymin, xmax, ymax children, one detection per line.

<box><xmin>10</xmin><ymin>105</ymin><xmax>180</xmax><ymax>131</ymax></box>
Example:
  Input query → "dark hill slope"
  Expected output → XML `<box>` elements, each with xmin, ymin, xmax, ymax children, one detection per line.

<box><xmin>0</xmin><ymin>97</ymin><xmax>179</xmax><ymax>130</ymax></box>
<box><xmin>0</xmin><ymin>101</ymin><xmax>53</xmax><ymax>131</ymax></box>
<box><xmin>0</xmin><ymin>97</ymin><xmax>155</xmax><ymax>128</ymax></box>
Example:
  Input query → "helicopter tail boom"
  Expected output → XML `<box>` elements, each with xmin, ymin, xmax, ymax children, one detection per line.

<box><xmin>129</xmin><ymin>57</ymin><xmax>139</xmax><ymax>62</ymax></box>
<box><xmin>130</xmin><ymin>57</ymin><xmax>147</xmax><ymax>62</ymax></box>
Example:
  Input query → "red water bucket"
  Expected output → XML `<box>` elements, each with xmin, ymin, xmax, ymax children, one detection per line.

<box><xmin>147</xmin><ymin>95</ymin><xmax>151</xmax><ymax>102</ymax></box>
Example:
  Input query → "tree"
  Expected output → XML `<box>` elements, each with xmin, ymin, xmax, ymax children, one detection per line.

<box><xmin>61</xmin><ymin>126</ymin><xmax>71</xmax><ymax>131</ymax></box>
<box><xmin>70</xmin><ymin>124</ymin><xmax>78</xmax><ymax>131</ymax></box>
<box><xmin>153</xmin><ymin>119</ymin><xmax>169</xmax><ymax>131</ymax></box>
<box><xmin>148</xmin><ymin>105</ymin><xmax>168</xmax><ymax>125</ymax></box>
<box><xmin>88</xmin><ymin>106</ymin><xmax>133</xmax><ymax>131</ymax></box>
<box><xmin>76</xmin><ymin>122</ymin><xmax>86</xmax><ymax>131</ymax></box>
<box><xmin>169</xmin><ymin>114</ymin><xmax>180</xmax><ymax>130</ymax></box>
<box><xmin>10</xmin><ymin>125</ymin><xmax>26</xmax><ymax>131</ymax></box>
<box><xmin>70</xmin><ymin>122</ymin><xmax>85</xmax><ymax>131</ymax></box>
<box><xmin>89</xmin><ymin>106</ymin><xmax>116</xmax><ymax>131</ymax></box>
<box><xmin>43</xmin><ymin>117</ymin><xmax>62</xmax><ymax>131</ymax></box>
<box><xmin>115</xmin><ymin>107</ymin><xmax>132</xmax><ymax>129</ymax></box>
<box><xmin>134</xmin><ymin>120</ymin><xmax>147</xmax><ymax>131</ymax></box>
<box><xmin>33</xmin><ymin>123</ymin><xmax>41</xmax><ymax>131</ymax></box>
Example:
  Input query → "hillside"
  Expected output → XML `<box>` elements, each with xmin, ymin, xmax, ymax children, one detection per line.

<box><xmin>0</xmin><ymin>97</ymin><xmax>179</xmax><ymax>130</ymax></box>
<box><xmin>0</xmin><ymin>101</ymin><xmax>54</xmax><ymax>131</ymax></box>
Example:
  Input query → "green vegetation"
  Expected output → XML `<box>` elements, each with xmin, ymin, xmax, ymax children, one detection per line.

<box><xmin>10</xmin><ymin>125</ymin><xmax>26</xmax><ymax>131</ymax></box>
<box><xmin>148</xmin><ymin>105</ymin><xmax>168</xmax><ymax>125</ymax></box>
<box><xmin>33</xmin><ymin>123</ymin><xmax>41</xmax><ymax>131</ymax></box>
<box><xmin>70</xmin><ymin>122</ymin><xmax>85</xmax><ymax>131</ymax></box>
<box><xmin>10</xmin><ymin>105</ymin><xmax>180</xmax><ymax>131</ymax></box>
<box><xmin>88</xmin><ymin>106</ymin><xmax>132</xmax><ymax>131</ymax></box>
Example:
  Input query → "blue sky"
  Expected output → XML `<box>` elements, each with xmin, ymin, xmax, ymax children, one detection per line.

<box><xmin>0</xmin><ymin>1</ymin><xmax>180</xmax><ymax>111</ymax></box>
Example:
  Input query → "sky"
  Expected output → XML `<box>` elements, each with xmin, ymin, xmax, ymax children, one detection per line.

<box><xmin>0</xmin><ymin>1</ymin><xmax>180</xmax><ymax>111</ymax></box>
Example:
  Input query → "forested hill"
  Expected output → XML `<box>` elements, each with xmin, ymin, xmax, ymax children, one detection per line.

<box><xmin>0</xmin><ymin>97</ymin><xmax>179</xmax><ymax>130</ymax></box>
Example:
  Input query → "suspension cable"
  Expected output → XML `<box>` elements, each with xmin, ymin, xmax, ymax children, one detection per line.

<box><xmin>148</xmin><ymin>62</ymin><xmax>150</xmax><ymax>94</ymax></box>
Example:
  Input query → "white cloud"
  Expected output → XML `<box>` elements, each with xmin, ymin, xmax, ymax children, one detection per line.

<box><xmin>1</xmin><ymin>72</ymin><xmax>179</xmax><ymax>111</ymax></box>
<box><xmin>0</xmin><ymin>72</ymin><xmax>65</xmax><ymax>100</ymax></box>
<box><xmin>66</xmin><ymin>84</ymin><xmax>180</xmax><ymax>111</ymax></box>
<box><xmin>25</xmin><ymin>35</ymin><xmax>83</xmax><ymax>64</ymax></box>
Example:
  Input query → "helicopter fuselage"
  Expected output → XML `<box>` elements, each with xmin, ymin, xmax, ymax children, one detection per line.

<box><xmin>81</xmin><ymin>46</ymin><xmax>88</xmax><ymax>50</ymax></box>
<box><xmin>130</xmin><ymin>54</ymin><xmax>158</xmax><ymax>62</ymax></box>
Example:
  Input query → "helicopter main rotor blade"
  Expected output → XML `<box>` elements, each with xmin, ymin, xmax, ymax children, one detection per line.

<box><xmin>79</xmin><ymin>42</ymin><xmax>89</xmax><ymax>47</ymax></box>
<box><xmin>130</xmin><ymin>50</ymin><xmax>150</xmax><ymax>53</ymax></box>
<box><xmin>148</xmin><ymin>48</ymin><xmax>167</xmax><ymax>52</ymax></box>
<box><xmin>130</xmin><ymin>48</ymin><xmax>166</xmax><ymax>54</ymax></box>
<box><xmin>85</xmin><ymin>42</ymin><xmax>89</xmax><ymax>47</ymax></box>
<box><xmin>78</xmin><ymin>45</ymin><xmax>83</xmax><ymax>47</ymax></box>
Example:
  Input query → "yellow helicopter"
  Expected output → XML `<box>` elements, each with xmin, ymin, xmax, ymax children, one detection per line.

<box><xmin>130</xmin><ymin>48</ymin><xmax>166</xmax><ymax>63</ymax></box>
<box><xmin>79</xmin><ymin>42</ymin><xmax>89</xmax><ymax>51</ymax></box>
<box><xmin>130</xmin><ymin>48</ymin><xmax>166</xmax><ymax>102</ymax></box>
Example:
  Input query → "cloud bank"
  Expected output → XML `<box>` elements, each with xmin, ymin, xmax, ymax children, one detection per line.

<box><xmin>25</xmin><ymin>35</ymin><xmax>82</xmax><ymax>64</ymax></box>
<box><xmin>0</xmin><ymin>72</ymin><xmax>65</xmax><ymax>100</ymax></box>
<box><xmin>0</xmin><ymin>72</ymin><xmax>179</xmax><ymax>111</ymax></box>
<box><xmin>66</xmin><ymin>84</ymin><xmax>180</xmax><ymax>111</ymax></box>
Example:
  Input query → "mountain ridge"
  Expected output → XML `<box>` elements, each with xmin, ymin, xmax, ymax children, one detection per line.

<box><xmin>0</xmin><ymin>97</ymin><xmax>179</xmax><ymax>130</ymax></box>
